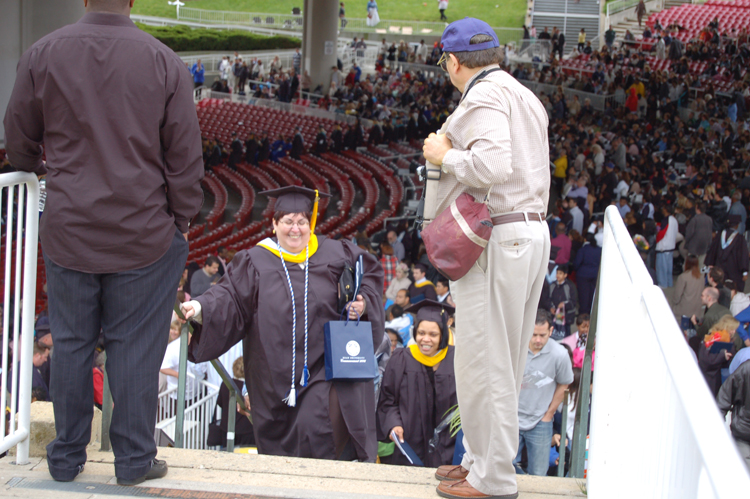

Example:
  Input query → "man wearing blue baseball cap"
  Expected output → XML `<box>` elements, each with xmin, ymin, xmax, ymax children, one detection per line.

<box><xmin>422</xmin><ymin>17</ymin><xmax>551</xmax><ymax>499</ymax></box>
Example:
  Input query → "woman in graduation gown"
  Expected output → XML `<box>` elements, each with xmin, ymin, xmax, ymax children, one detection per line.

<box><xmin>376</xmin><ymin>300</ymin><xmax>458</xmax><ymax>467</ymax></box>
<box><xmin>181</xmin><ymin>186</ymin><xmax>384</xmax><ymax>462</ymax></box>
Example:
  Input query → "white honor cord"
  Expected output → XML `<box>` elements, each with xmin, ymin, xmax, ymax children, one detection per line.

<box><xmin>277</xmin><ymin>242</ymin><xmax>310</xmax><ymax>408</ymax></box>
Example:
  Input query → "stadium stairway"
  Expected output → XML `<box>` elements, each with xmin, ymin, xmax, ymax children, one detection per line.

<box><xmin>0</xmin><ymin>447</ymin><xmax>586</xmax><ymax>499</ymax></box>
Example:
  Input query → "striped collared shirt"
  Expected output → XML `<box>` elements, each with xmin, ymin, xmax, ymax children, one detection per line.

<box><xmin>435</xmin><ymin>66</ymin><xmax>551</xmax><ymax>217</ymax></box>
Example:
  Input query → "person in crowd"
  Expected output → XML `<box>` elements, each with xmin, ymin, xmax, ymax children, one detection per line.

<box><xmin>216</xmin><ymin>246</ymin><xmax>230</xmax><ymax>277</ymax></box>
<box><xmin>380</xmin><ymin>242</ymin><xmax>399</xmax><ymax>294</ymax></box>
<box><xmin>4</xmin><ymin>0</ymin><xmax>202</xmax><ymax>484</ymax></box>
<box><xmin>422</xmin><ymin>18</ymin><xmax>551</xmax><ymax>499</ymax></box>
<box><xmin>206</xmin><ymin>356</ymin><xmax>255</xmax><ymax>448</ymax></box>
<box><xmin>728</xmin><ymin>279</ymin><xmax>750</xmax><ymax>316</ymax></box>
<box><xmin>655</xmin><ymin>205</ymin><xmax>679</xmax><ymax>288</ymax></box>
<box><xmin>181</xmin><ymin>186</ymin><xmax>384</xmax><ymax>462</ymax></box>
<box><xmin>717</xmin><ymin>358</ymin><xmax>750</xmax><ymax>470</ymax></box>
<box><xmin>160</xmin><ymin>320</ymin><xmax>208</xmax><ymax>407</ymax></box>
<box><xmin>435</xmin><ymin>278</ymin><xmax>455</xmax><ymax>307</ymax></box>
<box><xmin>692</xmin><ymin>286</ymin><xmax>732</xmax><ymax>354</ymax></box>
<box><xmin>387</xmin><ymin>230</ymin><xmax>405</xmax><ymax>262</ymax></box>
<box><xmin>561</xmin><ymin>314</ymin><xmax>594</xmax><ymax>370</ymax></box>
<box><xmin>339</xmin><ymin>2</ymin><xmax>347</xmax><ymax>28</ymax></box>
<box><xmin>190</xmin><ymin>256</ymin><xmax>221</xmax><ymax>298</ymax></box>
<box><xmin>551</xmin><ymin>222</ymin><xmax>572</xmax><ymax>265</ymax></box>
<box><xmin>684</xmin><ymin>201</ymin><xmax>714</xmax><ymax>270</ymax></box>
<box><xmin>385</xmin><ymin>263</ymin><xmax>412</xmax><ymax>302</ymax></box>
<box><xmin>705</xmin><ymin>215</ymin><xmax>750</xmax><ymax>289</ymax></box>
<box><xmin>315</xmin><ymin>126</ymin><xmax>328</xmax><ymax>154</ymax></box>
<box><xmin>548</xmin><ymin>264</ymin><xmax>579</xmax><ymax>338</ymax></box>
<box><xmin>408</xmin><ymin>263</ymin><xmax>437</xmax><ymax>303</ymax></box>
<box><xmin>385</xmin><ymin>326</ymin><xmax>404</xmax><ymax>354</ymax></box>
<box><xmin>573</xmin><ymin>233</ymin><xmax>602</xmax><ymax>315</ymax></box>
<box><xmin>515</xmin><ymin>310</ymin><xmax>574</xmax><ymax>476</ymax></box>
<box><xmin>191</xmin><ymin>59</ymin><xmax>204</xmax><ymax>88</ymax></box>
<box><xmin>673</xmin><ymin>254</ymin><xmax>706</xmax><ymax>321</ymax></box>
<box><xmin>708</xmin><ymin>267</ymin><xmax>732</xmax><ymax>309</ymax></box>
<box><xmin>291</xmin><ymin>128</ymin><xmax>305</xmax><ymax>160</ymax></box>
<box><xmin>698</xmin><ymin>315</ymin><xmax>739</xmax><ymax>397</ymax></box>
<box><xmin>386</xmin><ymin>303</ymin><xmax>414</xmax><ymax>346</ymax></box>
<box><xmin>366</xmin><ymin>0</ymin><xmax>380</xmax><ymax>27</ymax></box>
<box><xmin>567</xmin><ymin>197</ymin><xmax>584</xmax><ymax>235</ymax></box>
<box><xmin>438</xmin><ymin>0</ymin><xmax>449</xmax><ymax>21</ymax></box>
<box><xmin>377</xmin><ymin>300</ymin><xmax>458</xmax><ymax>467</ymax></box>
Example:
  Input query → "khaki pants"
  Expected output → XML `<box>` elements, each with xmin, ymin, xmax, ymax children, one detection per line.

<box><xmin>451</xmin><ymin>217</ymin><xmax>550</xmax><ymax>496</ymax></box>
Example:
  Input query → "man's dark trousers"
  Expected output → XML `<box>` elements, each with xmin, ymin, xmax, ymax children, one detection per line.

<box><xmin>45</xmin><ymin>228</ymin><xmax>188</xmax><ymax>481</ymax></box>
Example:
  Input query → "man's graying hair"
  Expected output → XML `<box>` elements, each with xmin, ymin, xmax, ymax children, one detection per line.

<box><xmin>449</xmin><ymin>34</ymin><xmax>503</xmax><ymax>68</ymax></box>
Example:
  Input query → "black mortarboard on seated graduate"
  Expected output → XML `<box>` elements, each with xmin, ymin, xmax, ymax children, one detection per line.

<box><xmin>406</xmin><ymin>299</ymin><xmax>455</xmax><ymax>350</ymax></box>
<box><xmin>260</xmin><ymin>185</ymin><xmax>332</xmax><ymax>231</ymax></box>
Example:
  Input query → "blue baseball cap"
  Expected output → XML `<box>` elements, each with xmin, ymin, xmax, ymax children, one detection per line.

<box><xmin>440</xmin><ymin>17</ymin><xmax>500</xmax><ymax>52</ymax></box>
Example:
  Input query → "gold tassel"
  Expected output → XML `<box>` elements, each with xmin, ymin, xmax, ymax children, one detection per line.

<box><xmin>310</xmin><ymin>189</ymin><xmax>320</xmax><ymax>232</ymax></box>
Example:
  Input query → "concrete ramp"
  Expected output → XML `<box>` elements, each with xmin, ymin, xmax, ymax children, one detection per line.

<box><xmin>1</xmin><ymin>447</ymin><xmax>586</xmax><ymax>499</ymax></box>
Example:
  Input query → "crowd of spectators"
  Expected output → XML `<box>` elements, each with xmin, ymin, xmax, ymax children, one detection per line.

<box><xmin>7</xmin><ymin>11</ymin><xmax>750</xmax><ymax>473</ymax></box>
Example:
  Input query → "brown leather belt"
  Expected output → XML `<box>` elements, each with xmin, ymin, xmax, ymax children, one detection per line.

<box><xmin>491</xmin><ymin>212</ymin><xmax>545</xmax><ymax>226</ymax></box>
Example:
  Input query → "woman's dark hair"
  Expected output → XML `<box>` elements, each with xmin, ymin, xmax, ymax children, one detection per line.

<box><xmin>684</xmin><ymin>254</ymin><xmax>700</xmax><ymax>278</ymax></box>
<box><xmin>273</xmin><ymin>210</ymin><xmax>311</xmax><ymax>223</ymax></box>
<box><xmin>448</xmin><ymin>34</ymin><xmax>503</xmax><ymax>69</ymax></box>
<box><xmin>385</xmin><ymin>328</ymin><xmax>403</xmax><ymax>345</ymax></box>
<box><xmin>569</xmin><ymin>367</ymin><xmax>583</xmax><ymax>408</ymax></box>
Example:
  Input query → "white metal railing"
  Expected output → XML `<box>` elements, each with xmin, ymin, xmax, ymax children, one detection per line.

<box><xmin>173</xmin><ymin>7</ymin><xmax>522</xmax><ymax>41</ymax></box>
<box><xmin>155</xmin><ymin>378</ymin><xmax>219</xmax><ymax>450</ymax></box>
<box><xmin>0</xmin><ymin>172</ymin><xmax>40</xmax><ymax>464</ymax></box>
<box><xmin>589</xmin><ymin>206</ymin><xmax>750</xmax><ymax>497</ymax></box>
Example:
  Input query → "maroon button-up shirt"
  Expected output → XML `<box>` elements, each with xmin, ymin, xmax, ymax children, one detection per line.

<box><xmin>3</xmin><ymin>12</ymin><xmax>204</xmax><ymax>273</ymax></box>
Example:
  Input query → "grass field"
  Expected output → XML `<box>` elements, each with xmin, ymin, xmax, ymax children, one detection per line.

<box><xmin>131</xmin><ymin>0</ymin><xmax>527</xmax><ymax>28</ymax></box>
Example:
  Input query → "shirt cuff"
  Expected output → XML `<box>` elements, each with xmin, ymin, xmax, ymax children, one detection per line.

<box><xmin>185</xmin><ymin>300</ymin><xmax>203</xmax><ymax>324</ymax></box>
<box><xmin>174</xmin><ymin>218</ymin><xmax>190</xmax><ymax>233</ymax></box>
<box><xmin>440</xmin><ymin>149</ymin><xmax>460</xmax><ymax>174</ymax></box>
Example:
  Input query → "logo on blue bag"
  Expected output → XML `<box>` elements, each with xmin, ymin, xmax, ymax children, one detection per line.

<box><xmin>346</xmin><ymin>340</ymin><xmax>361</xmax><ymax>357</ymax></box>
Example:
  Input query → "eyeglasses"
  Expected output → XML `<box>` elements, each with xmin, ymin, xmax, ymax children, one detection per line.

<box><xmin>437</xmin><ymin>52</ymin><xmax>450</xmax><ymax>72</ymax></box>
<box><xmin>279</xmin><ymin>219</ymin><xmax>309</xmax><ymax>228</ymax></box>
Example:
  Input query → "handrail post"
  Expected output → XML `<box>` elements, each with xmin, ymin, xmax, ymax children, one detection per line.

<box><xmin>174</xmin><ymin>323</ymin><xmax>189</xmax><ymax>448</ymax></box>
<box><xmin>100</xmin><ymin>351</ymin><xmax>113</xmax><ymax>451</ymax></box>
<box><xmin>227</xmin><ymin>392</ymin><xmax>236</xmax><ymax>453</ymax></box>
<box><xmin>557</xmin><ymin>389</ymin><xmax>570</xmax><ymax>477</ymax></box>
<box><xmin>569</xmin><ymin>272</ymin><xmax>598</xmax><ymax>477</ymax></box>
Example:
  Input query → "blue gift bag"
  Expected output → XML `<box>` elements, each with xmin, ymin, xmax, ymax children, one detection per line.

<box><xmin>324</xmin><ymin>312</ymin><xmax>378</xmax><ymax>381</ymax></box>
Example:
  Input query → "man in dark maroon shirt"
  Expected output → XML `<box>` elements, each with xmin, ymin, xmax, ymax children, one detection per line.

<box><xmin>3</xmin><ymin>0</ymin><xmax>203</xmax><ymax>486</ymax></box>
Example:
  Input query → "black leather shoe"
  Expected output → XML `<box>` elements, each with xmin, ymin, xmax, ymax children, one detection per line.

<box><xmin>116</xmin><ymin>459</ymin><xmax>168</xmax><ymax>486</ymax></box>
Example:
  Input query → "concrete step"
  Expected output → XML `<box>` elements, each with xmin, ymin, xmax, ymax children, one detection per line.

<box><xmin>0</xmin><ymin>447</ymin><xmax>587</xmax><ymax>499</ymax></box>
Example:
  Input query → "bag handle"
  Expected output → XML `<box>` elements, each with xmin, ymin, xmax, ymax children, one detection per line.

<box><xmin>339</xmin><ymin>303</ymin><xmax>362</xmax><ymax>326</ymax></box>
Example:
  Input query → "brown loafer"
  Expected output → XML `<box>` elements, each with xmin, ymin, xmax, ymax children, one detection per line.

<box><xmin>435</xmin><ymin>464</ymin><xmax>469</xmax><ymax>481</ymax></box>
<box><xmin>436</xmin><ymin>479</ymin><xmax>518</xmax><ymax>499</ymax></box>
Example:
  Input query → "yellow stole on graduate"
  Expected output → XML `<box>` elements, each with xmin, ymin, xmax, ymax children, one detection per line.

<box><xmin>257</xmin><ymin>234</ymin><xmax>319</xmax><ymax>263</ymax></box>
<box><xmin>257</xmin><ymin>189</ymin><xmax>322</xmax><ymax>263</ymax></box>
<box><xmin>414</xmin><ymin>280</ymin><xmax>435</xmax><ymax>288</ymax></box>
<box><xmin>408</xmin><ymin>344</ymin><xmax>448</xmax><ymax>367</ymax></box>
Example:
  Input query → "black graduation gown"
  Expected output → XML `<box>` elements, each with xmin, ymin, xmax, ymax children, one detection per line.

<box><xmin>188</xmin><ymin>236</ymin><xmax>384</xmax><ymax>461</ymax></box>
<box><xmin>408</xmin><ymin>281</ymin><xmax>437</xmax><ymax>303</ymax></box>
<box><xmin>376</xmin><ymin>346</ymin><xmax>457</xmax><ymax>467</ymax></box>
<box><xmin>705</xmin><ymin>230</ymin><xmax>750</xmax><ymax>288</ymax></box>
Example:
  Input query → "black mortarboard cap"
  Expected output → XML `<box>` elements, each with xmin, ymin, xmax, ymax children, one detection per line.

<box><xmin>727</xmin><ymin>214</ymin><xmax>742</xmax><ymax>227</ymax></box>
<box><xmin>406</xmin><ymin>299</ymin><xmax>455</xmax><ymax>325</ymax></box>
<box><xmin>260</xmin><ymin>186</ymin><xmax>331</xmax><ymax>214</ymax></box>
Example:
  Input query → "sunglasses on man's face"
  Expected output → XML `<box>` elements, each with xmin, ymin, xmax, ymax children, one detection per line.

<box><xmin>437</xmin><ymin>52</ymin><xmax>450</xmax><ymax>72</ymax></box>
